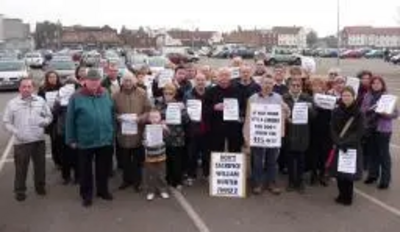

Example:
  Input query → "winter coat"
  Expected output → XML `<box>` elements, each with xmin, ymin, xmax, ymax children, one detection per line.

<box><xmin>183</xmin><ymin>88</ymin><xmax>209</xmax><ymax>138</ymax></box>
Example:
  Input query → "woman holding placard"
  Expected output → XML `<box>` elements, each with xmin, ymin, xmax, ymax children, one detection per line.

<box><xmin>330</xmin><ymin>87</ymin><xmax>364</xmax><ymax>206</ymax></box>
<box><xmin>157</xmin><ymin>83</ymin><xmax>189</xmax><ymax>190</ymax></box>
<box><xmin>362</xmin><ymin>76</ymin><xmax>398</xmax><ymax>189</ymax></box>
<box><xmin>38</xmin><ymin>71</ymin><xmax>63</xmax><ymax>169</ymax></box>
<box><xmin>283</xmin><ymin>78</ymin><xmax>316</xmax><ymax>193</ymax></box>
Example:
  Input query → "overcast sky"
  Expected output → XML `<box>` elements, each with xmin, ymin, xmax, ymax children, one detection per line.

<box><xmin>1</xmin><ymin>0</ymin><xmax>399</xmax><ymax>36</ymax></box>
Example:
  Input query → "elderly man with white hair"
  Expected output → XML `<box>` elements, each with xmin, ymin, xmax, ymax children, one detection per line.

<box><xmin>204</xmin><ymin>67</ymin><xmax>244</xmax><ymax>153</ymax></box>
<box><xmin>113</xmin><ymin>71</ymin><xmax>152</xmax><ymax>192</ymax></box>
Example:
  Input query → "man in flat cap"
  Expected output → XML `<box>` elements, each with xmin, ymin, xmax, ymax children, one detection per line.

<box><xmin>66</xmin><ymin>68</ymin><xmax>115</xmax><ymax>207</ymax></box>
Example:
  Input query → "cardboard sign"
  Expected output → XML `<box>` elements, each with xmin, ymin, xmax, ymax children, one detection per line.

<box><xmin>314</xmin><ymin>93</ymin><xmax>337</xmax><ymax>110</ymax></box>
<box><xmin>338</xmin><ymin>149</ymin><xmax>357</xmax><ymax>174</ymax></box>
<box><xmin>186</xmin><ymin>99</ymin><xmax>202</xmax><ymax>121</ymax></box>
<box><xmin>250</xmin><ymin>103</ymin><xmax>282</xmax><ymax>148</ymax></box>
<box><xmin>210</xmin><ymin>152</ymin><xmax>246</xmax><ymax>198</ymax></box>
<box><xmin>120</xmin><ymin>114</ymin><xmax>138</xmax><ymax>135</ymax></box>
<box><xmin>223</xmin><ymin>98</ymin><xmax>239</xmax><ymax>121</ymax></box>
<box><xmin>376</xmin><ymin>94</ymin><xmax>398</xmax><ymax>115</ymax></box>
<box><xmin>166</xmin><ymin>103</ymin><xmax>182</xmax><ymax>125</ymax></box>
<box><xmin>145</xmin><ymin>124</ymin><xmax>164</xmax><ymax>147</ymax></box>
<box><xmin>346</xmin><ymin>77</ymin><xmax>360</xmax><ymax>97</ymax></box>
<box><xmin>158</xmin><ymin>69</ymin><xmax>174</xmax><ymax>88</ymax></box>
<box><xmin>292</xmin><ymin>102</ymin><xmax>309</xmax><ymax>124</ymax></box>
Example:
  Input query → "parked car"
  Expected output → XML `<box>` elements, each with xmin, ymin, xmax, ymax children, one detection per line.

<box><xmin>0</xmin><ymin>60</ymin><xmax>28</xmax><ymax>90</ymax></box>
<box><xmin>148</xmin><ymin>56</ymin><xmax>168</xmax><ymax>74</ymax></box>
<box><xmin>24</xmin><ymin>52</ymin><xmax>44</xmax><ymax>68</ymax></box>
<box><xmin>390</xmin><ymin>54</ymin><xmax>400</xmax><ymax>65</ymax></box>
<box><xmin>230</xmin><ymin>47</ymin><xmax>256</xmax><ymax>59</ymax></box>
<box><xmin>364</xmin><ymin>50</ymin><xmax>384</xmax><ymax>59</ymax></box>
<box><xmin>264</xmin><ymin>48</ymin><xmax>302</xmax><ymax>66</ymax></box>
<box><xmin>167</xmin><ymin>53</ymin><xmax>199</xmax><ymax>65</ymax></box>
<box><xmin>319</xmin><ymin>49</ymin><xmax>339</xmax><ymax>58</ymax></box>
<box><xmin>127</xmin><ymin>54</ymin><xmax>149</xmax><ymax>72</ymax></box>
<box><xmin>339</xmin><ymin>49</ymin><xmax>363</xmax><ymax>59</ymax></box>
<box><xmin>47</xmin><ymin>60</ymin><xmax>76</xmax><ymax>81</ymax></box>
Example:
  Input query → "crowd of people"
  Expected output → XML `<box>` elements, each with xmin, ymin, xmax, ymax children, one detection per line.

<box><xmin>2</xmin><ymin>57</ymin><xmax>398</xmax><ymax>208</ymax></box>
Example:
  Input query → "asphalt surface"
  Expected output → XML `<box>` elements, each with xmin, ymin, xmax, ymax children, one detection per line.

<box><xmin>0</xmin><ymin>58</ymin><xmax>399</xmax><ymax>232</ymax></box>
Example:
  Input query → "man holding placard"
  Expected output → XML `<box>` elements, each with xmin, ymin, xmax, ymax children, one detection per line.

<box><xmin>152</xmin><ymin>66</ymin><xmax>192</xmax><ymax>102</ymax></box>
<box><xmin>243</xmin><ymin>75</ymin><xmax>290</xmax><ymax>195</ymax></box>
<box><xmin>113</xmin><ymin>71</ymin><xmax>152</xmax><ymax>191</ymax></box>
<box><xmin>184</xmin><ymin>73</ymin><xmax>210</xmax><ymax>184</ymax></box>
<box><xmin>282</xmin><ymin>78</ymin><xmax>315</xmax><ymax>193</ymax></box>
<box><xmin>204</xmin><ymin>67</ymin><xmax>244</xmax><ymax>153</ymax></box>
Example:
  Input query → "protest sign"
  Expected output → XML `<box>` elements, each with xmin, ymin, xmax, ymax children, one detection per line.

<box><xmin>166</xmin><ymin>103</ymin><xmax>182</xmax><ymax>125</ymax></box>
<box><xmin>59</xmin><ymin>84</ymin><xmax>75</xmax><ymax>106</ymax></box>
<box><xmin>376</xmin><ymin>94</ymin><xmax>398</xmax><ymax>114</ymax></box>
<box><xmin>249</xmin><ymin>103</ymin><xmax>282</xmax><ymax>148</ymax></box>
<box><xmin>292</xmin><ymin>102</ymin><xmax>309</xmax><ymax>124</ymax></box>
<box><xmin>158</xmin><ymin>69</ymin><xmax>174</xmax><ymax>88</ymax></box>
<box><xmin>186</xmin><ymin>99</ymin><xmax>202</xmax><ymax>121</ymax></box>
<box><xmin>145</xmin><ymin>124</ymin><xmax>164</xmax><ymax>147</ymax></box>
<box><xmin>230</xmin><ymin>67</ymin><xmax>240</xmax><ymax>79</ymax></box>
<box><xmin>338</xmin><ymin>149</ymin><xmax>357</xmax><ymax>174</ymax></box>
<box><xmin>120</xmin><ymin>114</ymin><xmax>138</xmax><ymax>135</ymax></box>
<box><xmin>223</xmin><ymin>98</ymin><xmax>239</xmax><ymax>121</ymax></box>
<box><xmin>314</xmin><ymin>93</ymin><xmax>337</xmax><ymax>110</ymax></box>
<box><xmin>210</xmin><ymin>152</ymin><xmax>246</xmax><ymax>198</ymax></box>
<box><xmin>346</xmin><ymin>77</ymin><xmax>360</xmax><ymax>96</ymax></box>
<box><xmin>45</xmin><ymin>91</ymin><xmax>58</xmax><ymax>108</ymax></box>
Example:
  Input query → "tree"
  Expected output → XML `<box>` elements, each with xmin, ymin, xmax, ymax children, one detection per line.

<box><xmin>306</xmin><ymin>30</ymin><xmax>318</xmax><ymax>48</ymax></box>
<box><xmin>321</xmin><ymin>35</ymin><xmax>338</xmax><ymax>48</ymax></box>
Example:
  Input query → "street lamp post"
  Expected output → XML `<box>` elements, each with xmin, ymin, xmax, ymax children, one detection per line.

<box><xmin>337</xmin><ymin>0</ymin><xmax>341</xmax><ymax>66</ymax></box>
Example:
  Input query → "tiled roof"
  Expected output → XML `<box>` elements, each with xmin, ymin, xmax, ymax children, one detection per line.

<box><xmin>272</xmin><ymin>26</ymin><xmax>301</xmax><ymax>35</ymax></box>
<box><xmin>343</xmin><ymin>26</ymin><xmax>400</xmax><ymax>36</ymax></box>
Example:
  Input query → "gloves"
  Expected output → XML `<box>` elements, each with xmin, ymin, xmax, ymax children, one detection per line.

<box><xmin>337</xmin><ymin>144</ymin><xmax>348</xmax><ymax>153</ymax></box>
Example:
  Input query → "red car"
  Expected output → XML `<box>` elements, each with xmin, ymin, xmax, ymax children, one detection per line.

<box><xmin>339</xmin><ymin>49</ymin><xmax>363</xmax><ymax>59</ymax></box>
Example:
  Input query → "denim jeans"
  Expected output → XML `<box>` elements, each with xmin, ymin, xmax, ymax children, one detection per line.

<box><xmin>251</xmin><ymin>147</ymin><xmax>279</xmax><ymax>187</ymax></box>
<box><xmin>368</xmin><ymin>132</ymin><xmax>392</xmax><ymax>185</ymax></box>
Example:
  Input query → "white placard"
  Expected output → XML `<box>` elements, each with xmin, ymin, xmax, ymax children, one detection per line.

<box><xmin>346</xmin><ymin>77</ymin><xmax>360</xmax><ymax>96</ymax></box>
<box><xmin>158</xmin><ymin>69</ymin><xmax>174</xmax><ymax>88</ymax></box>
<box><xmin>253</xmin><ymin>76</ymin><xmax>263</xmax><ymax>84</ymax></box>
<box><xmin>314</xmin><ymin>93</ymin><xmax>337</xmax><ymax>110</ymax></box>
<box><xmin>59</xmin><ymin>84</ymin><xmax>75</xmax><ymax>106</ymax></box>
<box><xmin>166</xmin><ymin>103</ymin><xmax>182</xmax><ymax>125</ymax></box>
<box><xmin>250</xmin><ymin>103</ymin><xmax>282</xmax><ymax>148</ymax></box>
<box><xmin>120</xmin><ymin>114</ymin><xmax>138</xmax><ymax>135</ymax></box>
<box><xmin>376</xmin><ymin>94</ymin><xmax>398</xmax><ymax>115</ymax></box>
<box><xmin>292</xmin><ymin>102</ymin><xmax>309</xmax><ymax>124</ymax></box>
<box><xmin>230</xmin><ymin>67</ymin><xmax>240</xmax><ymax>79</ymax></box>
<box><xmin>223</xmin><ymin>98</ymin><xmax>239</xmax><ymax>121</ymax></box>
<box><xmin>145</xmin><ymin>124</ymin><xmax>164</xmax><ymax>147</ymax></box>
<box><xmin>210</xmin><ymin>152</ymin><xmax>246</xmax><ymax>198</ymax></box>
<box><xmin>187</xmin><ymin>99</ymin><xmax>202</xmax><ymax>121</ymax></box>
<box><xmin>338</xmin><ymin>149</ymin><xmax>357</xmax><ymax>174</ymax></box>
<box><xmin>45</xmin><ymin>91</ymin><xmax>58</xmax><ymax>108</ymax></box>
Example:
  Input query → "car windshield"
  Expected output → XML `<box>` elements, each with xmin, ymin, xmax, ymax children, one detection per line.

<box><xmin>148</xmin><ymin>57</ymin><xmax>166</xmax><ymax>67</ymax></box>
<box><xmin>0</xmin><ymin>62</ymin><xmax>25</xmax><ymax>71</ymax></box>
<box><xmin>49</xmin><ymin>62</ymin><xmax>75</xmax><ymax>70</ymax></box>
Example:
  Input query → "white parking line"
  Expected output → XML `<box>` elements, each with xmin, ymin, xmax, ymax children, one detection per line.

<box><xmin>355</xmin><ymin>188</ymin><xmax>400</xmax><ymax>218</ymax></box>
<box><xmin>0</xmin><ymin>136</ymin><xmax>14</xmax><ymax>174</ymax></box>
<box><xmin>171</xmin><ymin>188</ymin><xmax>211</xmax><ymax>232</ymax></box>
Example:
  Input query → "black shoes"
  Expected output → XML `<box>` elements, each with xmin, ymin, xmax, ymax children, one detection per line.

<box><xmin>378</xmin><ymin>183</ymin><xmax>389</xmax><ymax>190</ymax></box>
<box><xmin>15</xmin><ymin>193</ymin><xmax>26</xmax><ymax>202</ymax></box>
<box><xmin>118</xmin><ymin>183</ymin><xmax>131</xmax><ymax>190</ymax></box>
<box><xmin>364</xmin><ymin>177</ymin><xmax>377</xmax><ymax>185</ymax></box>
<box><xmin>82</xmin><ymin>199</ymin><xmax>93</xmax><ymax>207</ymax></box>
<box><xmin>36</xmin><ymin>188</ymin><xmax>47</xmax><ymax>196</ymax></box>
<box><xmin>335</xmin><ymin>196</ymin><xmax>352</xmax><ymax>206</ymax></box>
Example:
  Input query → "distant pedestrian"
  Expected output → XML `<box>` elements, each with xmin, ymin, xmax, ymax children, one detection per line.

<box><xmin>3</xmin><ymin>78</ymin><xmax>53</xmax><ymax>201</ymax></box>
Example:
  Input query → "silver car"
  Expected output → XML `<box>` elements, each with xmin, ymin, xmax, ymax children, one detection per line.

<box><xmin>47</xmin><ymin>60</ymin><xmax>76</xmax><ymax>81</ymax></box>
<box><xmin>0</xmin><ymin>60</ymin><xmax>28</xmax><ymax>90</ymax></box>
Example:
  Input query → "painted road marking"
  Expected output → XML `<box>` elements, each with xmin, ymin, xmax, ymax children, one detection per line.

<box><xmin>0</xmin><ymin>136</ymin><xmax>14</xmax><ymax>174</ymax></box>
<box><xmin>355</xmin><ymin>188</ymin><xmax>400</xmax><ymax>218</ymax></box>
<box><xmin>171</xmin><ymin>188</ymin><xmax>211</xmax><ymax>232</ymax></box>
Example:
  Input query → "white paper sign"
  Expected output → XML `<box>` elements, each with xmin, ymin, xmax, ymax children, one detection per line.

<box><xmin>338</xmin><ymin>149</ymin><xmax>357</xmax><ymax>174</ymax></box>
<box><xmin>158</xmin><ymin>69</ymin><xmax>174</xmax><ymax>88</ymax></box>
<box><xmin>376</xmin><ymin>94</ymin><xmax>398</xmax><ymax>114</ymax></box>
<box><xmin>346</xmin><ymin>77</ymin><xmax>360</xmax><ymax>96</ymax></box>
<box><xmin>120</xmin><ymin>114</ymin><xmax>138</xmax><ymax>135</ymax></box>
<box><xmin>59</xmin><ymin>84</ymin><xmax>75</xmax><ymax>106</ymax></box>
<box><xmin>250</xmin><ymin>103</ymin><xmax>282</xmax><ymax>148</ymax></box>
<box><xmin>187</xmin><ymin>99</ymin><xmax>202</xmax><ymax>121</ymax></box>
<box><xmin>45</xmin><ymin>91</ymin><xmax>58</xmax><ymax>108</ymax></box>
<box><xmin>145</xmin><ymin>124</ymin><xmax>164</xmax><ymax>147</ymax></box>
<box><xmin>292</xmin><ymin>102</ymin><xmax>309</xmax><ymax>124</ymax></box>
<box><xmin>314</xmin><ymin>93</ymin><xmax>337</xmax><ymax>110</ymax></box>
<box><xmin>253</xmin><ymin>76</ymin><xmax>263</xmax><ymax>84</ymax></box>
<box><xmin>210</xmin><ymin>152</ymin><xmax>246</xmax><ymax>198</ymax></box>
<box><xmin>230</xmin><ymin>67</ymin><xmax>240</xmax><ymax>79</ymax></box>
<box><xmin>166</xmin><ymin>103</ymin><xmax>182</xmax><ymax>125</ymax></box>
<box><xmin>223</xmin><ymin>98</ymin><xmax>239</xmax><ymax>121</ymax></box>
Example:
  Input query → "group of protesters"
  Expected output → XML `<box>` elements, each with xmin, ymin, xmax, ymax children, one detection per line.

<box><xmin>2</xmin><ymin>56</ymin><xmax>398</xmax><ymax>208</ymax></box>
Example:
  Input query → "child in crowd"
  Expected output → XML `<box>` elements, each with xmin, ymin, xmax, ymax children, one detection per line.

<box><xmin>144</xmin><ymin>109</ymin><xmax>169</xmax><ymax>201</ymax></box>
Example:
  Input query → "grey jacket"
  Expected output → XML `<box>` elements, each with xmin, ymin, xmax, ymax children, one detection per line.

<box><xmin>2</xmin><ymin>95</ymin><xmax>53</xmax><ymax>144</ymax></box>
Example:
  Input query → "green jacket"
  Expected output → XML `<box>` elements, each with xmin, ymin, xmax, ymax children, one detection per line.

<box><xmin>65</xmin><ymin>88</ymin><xmax>115</xmax><ymax>149</ymax></box>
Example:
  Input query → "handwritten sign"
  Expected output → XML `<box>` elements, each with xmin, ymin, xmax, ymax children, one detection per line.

<box><xmin>120</xmin><ymin>114</ymin><xmax>138</xmax><ymax>135</ymax></box>
<box><xmin>292</xmin><ymin>102</ymin><xmax>309</xmax><ymax>124</ymax></box>
<box><xmin>186</xmin><ymin>99</ymin><xmax>202</xmax><ymax>121</ymax></box>
<box><xmin>250</xmin><ymin>103</ymin><xmax>282</xmax><ymax>148</ymax></box>
<box><xmin>338</xmin><ymin>149</ymin><xmax>357</xmax><ymax>174</ymax></box>
<box><xmin>145</xmin><ymin>124</ymin><xmax>164</xmax><ymax>147</ymax></box>
<box><xmin>376</xmin><ymin>94</ymin><xmax>398</xmax><ymax>115</ymax></box>
<box><xmin>59</xmin><ymin>84</ymin><xmax>75</xmax><ymax>106</ymax></box>
<box><xmin>45</xmin><ymin>91</ymin><xmax>58</xmax><ymax>108</ymax></box>
<box><xmin>210</xmin><ymin>152</ymin><xmax>246</xmax><ymax>198</ymax></box>
<box><xmin>314</xmin><ymin>93</ymin><xmax>337</xmax><ymax>110</ymax></box>
<box><xmin>166</xmin><ymin>103</ymin><xmax>182</xmax><ymax>125</ymax></box>
<box><xmin>230</xmin><ymin>67</ymin><xmax>240</xmax><ymax>79</ymax></box>
<box><xmin>223</xmin><ymin>98</ymin><xmax>239</xmax><ymax>121</ymax></box>
<box><xmin>346</xmin><ymin>77</ymin><xmax>360</xmax><ymax>96</ymax></box>
<box><xmin>158</xmin><ymin>69</ymin><xmax>174</xmax><ymax>88</ymax></box>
